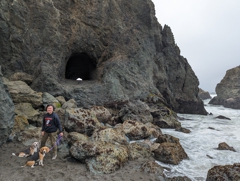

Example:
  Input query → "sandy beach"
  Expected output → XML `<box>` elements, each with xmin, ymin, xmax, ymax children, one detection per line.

<box><xmin>0</xmin><ymin>141</ymin><xmax>161</xmax><ymax>181</ymax></box>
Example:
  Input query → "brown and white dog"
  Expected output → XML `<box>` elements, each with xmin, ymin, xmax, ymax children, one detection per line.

<box><xmin>12</xmin><ymin>142</ymin><xmax>39</xmax><ymax>157</ymax></box>
<box><xmin>38</xmin><ymin>146</ymin><xmax>50</xmax><ymax>166</ymax></box>
<box><xmin>21</xmin><ymin>146</ymin><xmax>50</xmax><ymax>168</ymax></box>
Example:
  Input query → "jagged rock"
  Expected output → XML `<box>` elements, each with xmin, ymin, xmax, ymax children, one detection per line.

<box><xmin>70</xmin><ymin>140</ymin><xmax>129</xmax><ymax>174</ymax></box>
<box><xmin>17</xmin><ymin>126</ymin><xmax>41</xmax><ymax>146</ymax></box>
<box><xmin>14</xmin><ymin>103</ymin><xmax>40</xmax><ymax>123</ymax></box>
<box><xmin>91</xmin><ymin>127</ymin><xmax>128</xmax><ymax>145</ymax></box>
<box><xmin>151</xmin><ymin>106</ymin><xmax>181</xmax><ymax>128</ymax></box>
<box><xmin>153</xmin><ymin>134</ymin><xmax>188</xmax><ymax>165</ymax></box>
<box><xmin>215</xmin><ymin>115</ymin><xmax>231</xmax><ymax>120</ymax></box>
<box><xmin>206</xmin><ymin>163</ymin><xmax>240</xmax><ymax>181</ymax></box>
<box><xmin>4</xmin><ymin>80</ymin><xmax>42</xmax><ymax>108</ymax></box>
<box><xmin>0</xmin><ymin>0</ymin><xmax>206</xmax><ymax>115</ymax></box>
<box><xmin>8</xmin><ymin>72</ymin><xmax>33</xmax><ymax>85</ymax></box>
<box><xmin>175</xmin><ymin>127</ymin><xmax>191</xmax><ymax>133</ymax></box>
<box><xmin>67</xmin><ymin>132</ymin><xmax>89</xmax><ymax>146</ymax></box>
<box><xmin>145</xmin><ymin>122</ymin><xmax>162</xmax><ymax>138</ymax></box>
<box><xmin>56</xmin><ymin>96</ymin><xmax>66</xmax><ymax>105</ymax></box>
<box><xmin>166</xmin><ymin>176</ymin><xmax>192</xmax><ymax>181</ymax></box>
<box><xmin>128</xmin><ymin>142</ymin><xmax>151</xmax><ymax>160</ymax></box>
<box><xmin>42</xmin><ymin>92</ymin><xmax>61</xmax><ymax>109</ymax></box>
<box><xmin>209</xmin><ymin>66</ymin><xmax>240</xmax><ymax>109</ymax></box>
<box><xmin>143</xmin><ymin>139</ymin><xmax>160</xmax><ymax>152</ymax></box>
<box><xmin>0</xmin><ymin>66</ymin><xmax>15</xmax><ymax>146</ymax></box>
<box><xmin>89</xmin><ymin>106</ymin><xmax>112</xmax><ymax>124</ymax></box>
<box><xmin>64</xmin><ymin>108</ymin><xmax>102</xmax><ymax>136</ymax></box>
<box><xmin>118</xmin><ymin>100</ymin><xmax>153</xmax><ymax>124</ymax></box>
<box><xmin>217</xmin><ymin>142</ymin><xmax>236</xmax><ymax>152</ymax></box>
<box><xmin>8</xmin><ymin>115</ymin><xmax>29</xmax><ymax>141</ymax></box>
<box><xmin>122</xmin><ymin>120</ymin><xmax>151</xmax><ymax>140</ymax></box>
<box><xmin>62</xmin><ymin>99</ymin><xmax>77</xmax><ymax>109</ymax></box>
<box><xmin>140</xmin><ymin>161</ymin><xmax>165</xmax><ymax>175</ymax></box>
<box><xmin>198</xmin><ymin>88</ymin><xmax>211</xmax><ymax>100</ymax></box>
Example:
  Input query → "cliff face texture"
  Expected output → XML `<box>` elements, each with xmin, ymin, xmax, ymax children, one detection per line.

<box><xmin>209</xmin><ymin>66</ymin><xmax>240</xmax><ymax>109</ymax></box>
<box><xmin>0</xmin><ymin>0</ymin><xmax>206</xmax><ymax>114</ymax></box>
<box><xmin>0</xmin><ymin>66</ymin><xmax>14</xmax><ymax>146</ymax></box>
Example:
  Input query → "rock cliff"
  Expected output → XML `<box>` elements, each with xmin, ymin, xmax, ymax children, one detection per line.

<box><xmin>0</xmin><ymin>0</ymin><xmax>206</xmax><ymax>114</ymax></box>
<box><xmin>209</xmin><ymin>65</ymin><xmax>240</xmax><ymax>109</ymax></box>
<box><xmin>0</xmin><ymin>66</ymin><xmax>15</xmax><ymax>146</ymax></box>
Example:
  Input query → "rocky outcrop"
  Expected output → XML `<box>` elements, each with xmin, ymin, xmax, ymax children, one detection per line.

<box><xmin>0</xmin><ymin>0</ymin><xmax>206</xmax><ymax>115</ymax></box>
<box><xmin>153</xmin><ymin>134</ymin><xmax>188</xmax><ymax>165</ymax></box>
<box><xmin>209</xmin><ymin>66</ymin><xmax>240</xmax><ymax>109</ymax></box>
<box><xmin>198</xmin><ymin>88</ymin><xmax>211</xmax><ymax>100</ymax></box>
<box><xmin>206</xmin><ymin>163</ymin><xmax>240</xmax><ymax>181</ymax></box>
<box><xmin>0</xmin><ymin>66</ymin><xmax>15</xmax><ymax>146</ymax></box>
<box><xmin>217</xmin><ymin>142</ymin><xmax>236</xmax><ymax>152</ymax></box>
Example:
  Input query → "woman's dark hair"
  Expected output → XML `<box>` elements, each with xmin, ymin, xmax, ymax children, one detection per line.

<box><xmin>46</xmin><ymin>104</ymin><xmax>55</xmax><ymax>111</ymax></box>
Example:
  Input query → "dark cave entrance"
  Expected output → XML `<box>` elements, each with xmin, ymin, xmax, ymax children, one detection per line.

<box><xmin>65</xmin><ymin>53</ymin><xmax>96</xmax><ymax>80</ymax></box>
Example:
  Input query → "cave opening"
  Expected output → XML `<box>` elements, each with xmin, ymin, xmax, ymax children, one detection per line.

<box><xmin>65</xmin><ymin>53</ymin><xmax>96</xmax><ymax>80</ymax></box>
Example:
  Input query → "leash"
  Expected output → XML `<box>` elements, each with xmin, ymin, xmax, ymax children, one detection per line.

<box><xmin>49</xmin><ymin>135</ymin><xmax>62</xmax><ymax>151</ymax></box>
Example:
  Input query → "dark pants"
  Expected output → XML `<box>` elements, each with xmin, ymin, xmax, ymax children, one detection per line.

<box><xmin>41</xmin><ymin>131</ymin><xmax>57</xmax><ymax>155</ymax></box>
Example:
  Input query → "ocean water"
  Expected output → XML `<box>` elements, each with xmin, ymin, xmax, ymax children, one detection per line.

<box><xmin>157</xmin><ymin>95</ymin><xmax>240</xmax><ymax>180</ymax></box>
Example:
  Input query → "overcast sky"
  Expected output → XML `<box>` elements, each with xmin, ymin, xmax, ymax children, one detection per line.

<box><xmin>151</xmin><ymin>0</ymin><xmax>240</xmax><ymax>93</ymax></box>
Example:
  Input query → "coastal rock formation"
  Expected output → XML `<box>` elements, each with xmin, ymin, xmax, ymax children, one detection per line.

<box><xmin>217</xmin><ymin>142</ymin><xmax>236</xmax><ymax>152</ymax></box>
<box><xmin>209</xmin><ymin>66</ymin><xmax>240</xmax><ymax>109</ymax></box>
<box><xmin>0</xmin><ymin>66</ymin><xmax>15</xmax><ymax>146</ymax></box>
<box><xmin>198</xmin><ymin>88</ymin><xmax>211</xmax><ymax>100</ymax></box>
<box><xmin>153</xmin><ymin>134</ymin><xmax>188</xmax><ymax>164</ymax></box>
<box><xmin>206</xmin><ymin>163</ymin><xmax>240</xmax><ymax>181</ymax></box>
<box><xmin>0</xmin><ymin>0</ymin><xmax>206</xmax><ymax>115</ymax></box>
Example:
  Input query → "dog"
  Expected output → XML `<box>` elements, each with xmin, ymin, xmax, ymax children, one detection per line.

<box><xmin>12</xmin><ymin>142</ymin><xmax>39</xmax><ymax>157</ymax></box>
<box><xmin>21</xmin><ymin>146</ymin><xmax>50</xmax><ymax>168</ymax></box>
<box><xmin>38</xmin><ymin>146</ymin><xmax>50</xmax><ymax>166</ymax></box>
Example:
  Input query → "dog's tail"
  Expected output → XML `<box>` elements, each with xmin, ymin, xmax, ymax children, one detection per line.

<box><xmin>12</xmin><ymin>153</ymin><xmax>16</xmax><ymax>156</ymax></box>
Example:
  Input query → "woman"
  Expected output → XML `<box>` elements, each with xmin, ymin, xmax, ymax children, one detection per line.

<box><xmin>41</xmin><ymin>104</ymin><xmax>63</xmax><ymax>159</ymax></box>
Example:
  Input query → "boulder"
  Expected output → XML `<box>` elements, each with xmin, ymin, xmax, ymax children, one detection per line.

<box><xmin>122</xmin><ymin>120</ymin><xmax>151</xmax><ymax>140</ymax></box>
<box><xmin>153</xmin><ymin>134</ymin><xmax>188</xmax><ymax>165</ymax></box>
<box><xmin>70</xmin><ymin>140</ymin><xmax>129</xmax><ymax>174</ymax></box>
<box><xmin>145</xmin><ymin>122</ymin><xmax>162</xmax><ymax>138</ymax></box>
<box><xmin>42</xmin><ymin>92</ymin><xmax>61</xmax><ymax>109</ymax></box>
<box><xmin>55</xmin><ymin>96</ymin><xmax>66</xmax><ymax>105</ymax></box>
<box><xmin>175</xmin><ymin>127</ymin><xmax>191</xmax><ymax>133</ymax></box>
<box><xmin>64</xmin><ymin>108</ymin><xmax>102</xmax><ymax>136</ymax></box>
<box><xmin>4</xmin><ymin>80</ymin><xmax>42</xmax><ymax>108</ymax></box>
<box><xmin>215</xmin><ymin>115</ymin><xmax>231</xmax><ymax>120</ymax></box>
<box><xmin>0</xmin><ymin>66</ymin><xmax>15</xmax><ymax>146</ymax></box>
<box><xmin>91</xmin><ymin>127</ymin><xmax>128</xmax><ymax>145</ymax></box>
<box><xmin>206</xmin><ymin>163</ymin><xmax>240</xmax><ymax>181</ymax></box>
<box><xmin>217</xmin><ymin>142</ymin><xmax>236</xmax><ymax>152</ymax></box>
<box><xmin>17</xmin><ymin>126</ymin><xmax>41</xmax><ymax>146</ymax></box>
<box><xmin>14</xmin><ymin>103</ymin><xmax>40</xmax><ymax>123</ymax></box>
<box><xmin>128</xmin><ymin>142</ymin><xmax>151</xmax><ymax>160</ymax></box>
<box><xmin>8</xmin><ymin>72</ymin><xmax>33</xmax><ymax>85</ymax></box>
<box><xmin>209</xmin><ymin>66</ymin><xmax>240</xmax><ymax>109</ymax></box>
<box><xmin>62</xmin><ymin>99</ymin><xmax>77</xmax><ymax>109</ymax></box>
<box><xmin>118</xmin><ymin>100</ymin><xmax>153</xmax><ymax>124</ymax></box>
<box><xmin>198</xmin><ymin>88</ymin><xmax>211</xmax><ymax>100</ymax></box>
<box><xmin>0</xmin><ymin>0</ymin><xmax>207</xmax><ymax>115</ymax></box>
<box><xmin>140</xmin><ymin>161</ymin><xmax>164</xmax><ymax>175</ymax></box>
<box><xmin>89</xmin><ymin>106</ymin><xmax>112</xmax><ymax>124</ymax></box>
<box><xmin>166</xmin><ymin>176</ymin><xmax>192</xmax><ymax>181</ymax></box>
<box><xmin>67</xmin><ymin>132</ymin><xmax>89</xmax><ymax>146</ymax></box>
<box><xmin>151</xmin><ymin>105</ymin><xmax>181</xmax><ymax>128</ymax></box>
<box><xmin>8</xmin><ymin>115</ymin><xmax>29</xmax><ymax>141</ymax></box>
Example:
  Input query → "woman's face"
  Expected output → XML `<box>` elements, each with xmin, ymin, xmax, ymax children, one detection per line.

<box><xmin>47</xmin><ymin>106</ymin><xmax>54</xmax><ymax>114</ymax></box>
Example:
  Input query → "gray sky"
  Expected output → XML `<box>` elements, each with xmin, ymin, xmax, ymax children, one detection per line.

<box><xmin>151</xmin><ymin>0</ymin><xmax>240</xmax><ymax>93</ymax></box>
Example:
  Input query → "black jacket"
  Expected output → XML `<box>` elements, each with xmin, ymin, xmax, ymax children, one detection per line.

<box><xmin>42</xmin><ymin>112</ymin><xmax>62</xmax><ymax>133</ymax></box>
